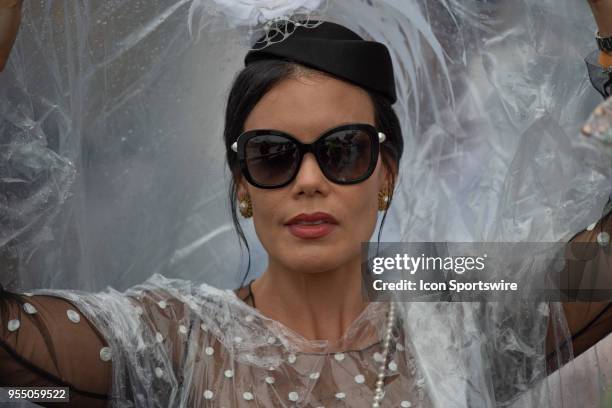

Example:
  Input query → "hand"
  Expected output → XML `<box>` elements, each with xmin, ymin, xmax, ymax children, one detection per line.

<box><xmin>0</xmin><ymin>0</ymin><xmax>23</xmax><ymax>72</ymax></box>
<box><xmin>587</xmin><ymin>0</ymin><xmax>612</xmax><ymax>37</ymax></box>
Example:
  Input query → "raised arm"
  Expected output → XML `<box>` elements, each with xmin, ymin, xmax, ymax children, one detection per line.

<box><xmin>545</xmin><ymin>0</ymin><xmax>612</xmax><ymax>368</ymax></box>
<box><xmin>546</xmin><ymin>209</ymin><xmax>612</xmax><ymax>364</ymax></box>
<box><xmin>587</xmin><ymin>0</ymin><xmax>612</xmax><ymax>39</ymax></box>
<box><xmin>0</xmin><ymin>281</ymin><xmax>196</xmax><ymax>407</ymax></box>
<box><xmin>0</xmin><ymin>291</ymin><xmax>111</xmax><ymax>407</ymax></box>
<box><xmin>0</xmin><ymin>0</ymin><xmax>22</xmax><ymax>72</ymax></box>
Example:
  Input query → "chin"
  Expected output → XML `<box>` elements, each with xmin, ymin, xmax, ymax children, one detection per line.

<box><xmin>289</xmin><ymin>262</ymin><xmax>343</xmax><ymax>275</ymax></box>
<box><xmin>279</xmin><ymin>244</ymin><xmax>354</xmax><ymax>272</ymax></box>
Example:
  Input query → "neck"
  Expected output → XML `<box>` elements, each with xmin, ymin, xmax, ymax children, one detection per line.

<box><xmin>250</xmin><ymin>256</ymin><xmax>368</xmax><ymax>343</ymax></box>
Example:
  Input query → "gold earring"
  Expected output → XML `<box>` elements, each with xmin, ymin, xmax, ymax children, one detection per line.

<box><xmin>239</xmin><ymin>196</ymin><xmax>253</xmax><ymax>218</ymax></box>
<box><xmin>378</xmin><ymin>190</ymin><xmax>390</xmax><ymax>211</ymax></box>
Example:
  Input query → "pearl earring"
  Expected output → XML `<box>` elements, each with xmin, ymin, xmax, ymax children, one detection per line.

<box><xmin>378</xmin><ymin>190</ymin><xmax>390</xmax><ymax>211</ymax></box>
<box><xmin>239</xmin><ymin>196</ymin><xmax>253</xmax><ymax>218</ymax></box>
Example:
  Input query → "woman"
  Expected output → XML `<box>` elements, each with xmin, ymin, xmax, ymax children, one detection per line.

<box><xmin>1</xmin><ymin>1</ymin><xmax>611</xmax><ymax>407</ymax></box>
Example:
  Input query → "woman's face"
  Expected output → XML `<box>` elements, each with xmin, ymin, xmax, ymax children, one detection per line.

<box><xmin>237</xmin><ymin>71</ymin><xmax>391</xmax><ymax>274</ymax></box>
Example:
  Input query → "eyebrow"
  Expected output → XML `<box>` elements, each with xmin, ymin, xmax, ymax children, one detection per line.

<box><xmin>242</xmin><ymin>121</ymin><xmax>376</xmax><ymax>135</ymax></box>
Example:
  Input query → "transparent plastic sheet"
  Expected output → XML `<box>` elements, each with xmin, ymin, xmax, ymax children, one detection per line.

<box><xmin>31</xmin><ymin>275</ymin><xmax>431</xmax><ymax>407</ymax></box>
<box><xmin>1</xmin><ymin>0</ymin><xmax>612</xmax><ymax>407</ymax></box>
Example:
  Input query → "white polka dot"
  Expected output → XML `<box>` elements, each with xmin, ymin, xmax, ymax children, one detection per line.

<box><xmin>396</xmin><ymin>343</ymin><xmax>405</xmax><ymax>351</ymax></box>
<box><xmin>203</xmin><ymin>390</ymin><xmax>213</xmax><ymax>399</ymax></box>
<box><xmin>538</xmin><ymin>303</ymin><xmax>550</xmax><ymax>317</ymax></box>
<box><xmin>288</xmin><ymin>391</ymin><xmax>299</xmax><ymax>401</ymax></box>
<box><xmin>265</xmin><ymin>376</ymin><xmax>275</xmax><ymax>384</ymax></box>
<box><xmin>334</xmin><ymin>352</ymin><xmax>345</xmax><ymax>361</ymax></box>
<box><xmin>354</xmin><ymin>374</ymin><xmax>365</xmax><ymax>384</ymax></box>
<box><xmin>400</xmin><ymin>401</ymin><xmax>412</xmax><ymax>407</ymax></box>
<box><xmin>267</xmin><ymin>336</ymin><xmax>276</xmax><ymax>344</ymax></box>
<box><xmin>335</xmin><ymin>392</ymin><xmax>346</xmax><ymax>399</ymax></box>
<box><xmin>155</xmin><ymin>367</ymin><xmax>163</xmax><ymax>378</ymax></box>
<box><xmin>158</xmin><ymin>300</ymin><xmax>167</xmax><ymax>309</ymax></box>
<box><xmin>178</xmin><ymin>325</ymin><xmax>188</xmax><ymax>335</ymax></box>
<box><xmin>243</xmin><ymin>391</ymin><xmax>253</xmax><ymax>400</ymax></box>
<box><xmin>373</xmin><ymin>352</ymin><xmax>384</xmax><ymax>362</ymax></box>
<box><xmin>200</xmin><ymin>323</ymin><xmax>207</xmax><ymax>331</ymax></box>
<box><xmin>287</xmin><ymin>354</ymin><xmax>296</xmax><ymax>363</ymax></box>
<box><xmin>309</xmin><ymin>372</ymin><xmax>320</xmax><ymax>380</ymax></box>
<box><xmin>23</xmin><ymin>303</ymin><xmax>37</xmax><ymax>314</ymax></box>
<box><xmin>224</xmin><ymin>369</ymin><xmax>234</xmax><ymax>378</ymax></box>
<box><xmin>99</xmin><ymin>347</ymin><xmax>112</xmax><ymax>362</ymax></box>
<box><xmin>7</xmin><ymin>319</ymin><xmax>20</xmax><ymax>332</ymax></box>
<box><xmin>66</xmin><ymin>309</ymin><xmax>80</xmax><ymax>323</ymax></box>
<box><xmin>205</xmin><ymin>346</ymin><xmax>214</xmax><ymax>355</ymax></box>
<box><xmin>597</xmin><ymin>232</ymin><xmax>610</xmax><ymax>247</ymax></box>
<box><xmin>388</xmin><ymin>360</ymin><xmax>397</xmax><ymax>371</ymax></box>
<box><xmin>245</xmin><ymin>314</ymin><xmax>254</xmax><ymax>322</ymax></box>
<box><xmin>155</xmin><ymin>332</ymin><xmax>164</xmax><ymax>343</ymax></box>
<box><xmin>234</xmin><ymin>336</ymin><xmax>243</xmax><ymax>343</ymax></box>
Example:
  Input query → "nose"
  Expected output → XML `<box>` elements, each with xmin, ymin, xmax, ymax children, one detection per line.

<box><xmin>291</xmin><ymin>152</ymin><xmax>331</xmax><ymax>197</ymax></box>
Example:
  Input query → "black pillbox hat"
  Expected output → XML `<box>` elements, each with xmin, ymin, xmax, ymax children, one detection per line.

<box><xmin>245</xmin><ymin>20</ymin><xmax>397</xmax><ymax>104</ymax></box>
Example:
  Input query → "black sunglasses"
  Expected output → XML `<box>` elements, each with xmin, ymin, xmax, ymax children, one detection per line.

<box><xmin>231</xmin><ymin>123</ymin><xmax>386</xmax><ymax>189</ymax></box>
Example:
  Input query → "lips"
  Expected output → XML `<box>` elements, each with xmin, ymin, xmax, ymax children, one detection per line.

<box><xmin>284</xmin><ymin>212</ymin><xmax>338</xmax><ymax>239</ymax></box>
<box><xmin>285</xmin><ymin>212</ymin><xmax>339</xmax><ymax>226</ymax></box>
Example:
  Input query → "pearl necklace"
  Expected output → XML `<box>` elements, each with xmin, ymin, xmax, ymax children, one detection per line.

<box><xmin>246</xmin><ymin>283</ymin><xmax>397</xmax><ymax>406</ymax></box>
<box><xmin>372</xmin><ymin>301</ymin><xmax>396</xmax><ymax>408</ymax></box>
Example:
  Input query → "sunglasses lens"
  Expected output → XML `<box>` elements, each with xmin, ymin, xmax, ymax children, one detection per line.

<box><xmin>245</xmin><ymin>134</ymin><xmax>298</xmax><ymax>187</ymax></box>
<box><xmin>318</xmin><ymin>128</ymin><xmax>374</xmax><ymax>182</ymax></box>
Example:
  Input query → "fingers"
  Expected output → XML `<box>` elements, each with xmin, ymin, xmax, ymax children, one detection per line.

<box><xmin>0</xmin><ymin>0</ymin><xmax>23</xmax><ymax>72</ymax></box>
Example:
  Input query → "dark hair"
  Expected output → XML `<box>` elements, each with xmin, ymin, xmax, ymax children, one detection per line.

<box><xmin>223</xmin><ymin>59</ymin><xmax>404</xmax><ymax>288</ymax></box>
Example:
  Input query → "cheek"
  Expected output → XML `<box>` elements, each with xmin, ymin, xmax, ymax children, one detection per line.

<box><xmin>345</xmin><ymin>186</ymin><xmax>380</xmax><ymax>240</ymax></box>
<box><xmin>353</xmin><ymin>162</ymin><xmax>387</xmax><ymax>239</ymax></box>
<box><xmin>250</xmin><ymin>193</ymin><xmax>282</xmax><ymax>241</ymax></box>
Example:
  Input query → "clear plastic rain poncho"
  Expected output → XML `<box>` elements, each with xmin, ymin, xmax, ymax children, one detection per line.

<box><xmin>1</xmin><ymin>0</ymin><xmax>612</xmax><ymax>407</ymax></box>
